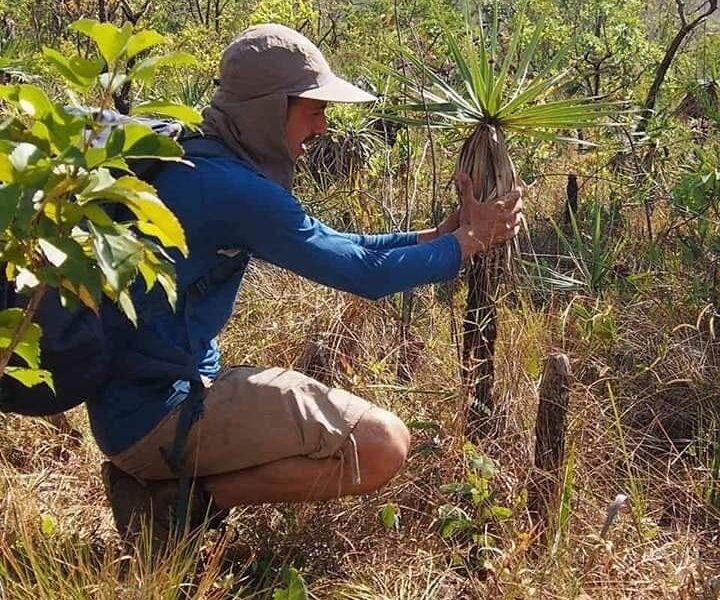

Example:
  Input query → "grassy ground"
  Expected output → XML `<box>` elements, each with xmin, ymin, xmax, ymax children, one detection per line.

<box><xmin>1</xmin><ymin>170</ymin><xmax>719</xmax><ymax>599</ymax></box>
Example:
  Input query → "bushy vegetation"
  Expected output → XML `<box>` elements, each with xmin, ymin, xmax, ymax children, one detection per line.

<box><xmin>0</xmin><ymin>1</ymin><xmax>719</xmax><ymax>598</ymax></box>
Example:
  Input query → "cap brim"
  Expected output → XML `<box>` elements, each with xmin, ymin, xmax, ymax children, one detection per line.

<box><xmin>295</xmin><ymin>75</ymin><xmax>377</xmax><ymax>103</ymax></box>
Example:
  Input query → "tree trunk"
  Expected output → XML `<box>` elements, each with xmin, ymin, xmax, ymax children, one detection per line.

<box><xmin>564</xmin><ymin>172</ymin><xmax>578</xmax><ymax>225</ymax></box>
<box><xmin>457</xmin><ymin>125</ymin><xmax>516</xmax><ymax>439</ymax></box>
<box><xmin>462</xmin><ymin>257</ymin><xmax>498</xmax><ymax>436</ymax></box>
<box><xmin>636</xmin><ymin>0</ymin><xmax>718</xmax><ymax>134</ymax></box>
<box><xmin>528</xmin><ymin>353</ymin><xmax>572</xmax><ymax>528</ymax></box>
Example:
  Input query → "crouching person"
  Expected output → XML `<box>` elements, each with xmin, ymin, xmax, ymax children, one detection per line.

<box><xmin>95</xmin><ymin>24</ymin><xmax>523</xmax><ymax>549</ymax></box>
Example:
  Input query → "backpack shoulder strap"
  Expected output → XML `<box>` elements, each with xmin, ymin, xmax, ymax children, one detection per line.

<box><xmin>187</xmin><ymin>251</ymin><xmax>250</xmax><ymax>299</ymax></box>
<box><xmin>132</xmin><ymin>134</ymin><xmax>234</xmax><ymax>184</ymax></box>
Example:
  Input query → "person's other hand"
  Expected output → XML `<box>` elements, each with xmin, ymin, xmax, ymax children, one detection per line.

<box><xmin>452</xmin><ymin>173</ymin><xmax>523</xmax><ymax>259</ymax></box>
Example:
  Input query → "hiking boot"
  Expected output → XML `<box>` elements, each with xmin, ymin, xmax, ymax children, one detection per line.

<box><xmin>101</xmin><ymin>461</ymin><xmax>228</xmax><ymax>554</ymax></box>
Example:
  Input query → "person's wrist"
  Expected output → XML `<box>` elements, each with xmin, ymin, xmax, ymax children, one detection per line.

<box><xmin>453</xmin><ymin>227</ymin><xmax>486</xmax><ymax>259</ymax></box>
<box><xmin>417</xmin><ymin>227</ymin><xmax>439</xmax><ymax>244</ymax></box>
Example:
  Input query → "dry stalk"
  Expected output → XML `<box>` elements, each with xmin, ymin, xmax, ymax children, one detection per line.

<box><xmin>456</xmin><ymin>124</ymin><xmax>517</xmax><ymax>439</ymax></box>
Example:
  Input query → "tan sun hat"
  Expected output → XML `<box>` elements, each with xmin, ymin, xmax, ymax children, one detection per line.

<box><xmin>218</xmin><ymin>23</ymin><xmax>377</xmax><ymax>103</ymax></box>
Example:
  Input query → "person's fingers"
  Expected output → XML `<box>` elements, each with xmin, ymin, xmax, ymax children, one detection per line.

<box><xmin>456</xmin><ymin>172</ymin><xmax>477</xmax><ymax>206</ymax></box>
<box><xmin>497</xmin><ymin>190</ymin><xmax>521</xmax><ymax>209</ymax></box>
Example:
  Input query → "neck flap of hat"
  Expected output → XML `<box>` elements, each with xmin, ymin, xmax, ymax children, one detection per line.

<box><xmin>200</xmin><ymin>24</ymin><xmax>330</xmax><ymax>191</ymax></box>
<box><xmin>202</xmin><ymin>91</ymin><xmax>294</xmax><ymax>191</ymax></box>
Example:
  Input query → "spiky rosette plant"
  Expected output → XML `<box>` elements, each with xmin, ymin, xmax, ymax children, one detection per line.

<box><xmin>385</xmin><ymin>8</ymin><xmax>618</xmax><ymax>437</ymax></box>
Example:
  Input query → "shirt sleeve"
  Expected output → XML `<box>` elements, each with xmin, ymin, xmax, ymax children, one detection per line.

<box><xmin>340</xmin><ymin>228</ymin><xmax>419</xmax><ymax>249</ymax></box>
<box><xmin>215</xmin><ymin>174</ymin><xmax>461</xmax><ymax>301</ymax></box>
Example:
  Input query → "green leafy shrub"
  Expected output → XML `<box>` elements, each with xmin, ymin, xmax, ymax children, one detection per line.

<box><xmin>0</xmin><ymin>18</ymin><xmax>200</xmax><ymax>386</ymax></box>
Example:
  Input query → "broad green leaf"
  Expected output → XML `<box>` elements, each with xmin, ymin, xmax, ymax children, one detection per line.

<box><xmin>81</xmin><ymin>176</ymin><xmax>187</xmax><ymax>254</ymax></box>
<box><xmin>117</xmin><ymin>290</ymin><xmax>137</xmax><ymax>326</ymax></box>
<box><xmin>82</xmin><ymin>204</ymin><xmax>115</xmax><ymax>227</ymax></box>
<box><xmin>10</xmin><ymin>143</ymin><xmax>42</xmax><ymax>172</ymax></box>
<box><xmin>154</xmin><ymin>259</ymin><xmax>177</xmax><ymax>309</ymax></box>
<box><xmin>42</xmin><ymin>47</ymin><xmax>103</xmax><ymax>90</ymax></box>
<box><xmin>0</xmin><ymin>184</ymin><xmax>20</xmax><ymax>230</ymax></box>
<box><xmin>0</xmin><ymin>307</ymin><xmax>42</xmax><ymax>369</ymax></box>
<box><xmin>105</xmin><ymin>127</ymin><xmax>126</xmax><ymax>158</ymax></box>
<box><xmin>129</xmin><ymin>52</ymin><xmax>197</xmax><ymax>85</ymax></box>
<box><xmin>48</xmin><ymin>237</ymin><xmax>102</xmax><ymax>304</ymax></box>
<box><xmin>118</xmin><ymin>178</ymin><xmax>187</xmax><ymax>254</ymax></box>
<box><xmin>126</xmin><ymin>30</ymin><xmax>167</xmax><ymax>60</ymax></box>
<box><xmin>60</xmin><ymin>146</ymin><xmax>86</xmax><ymax>169</ymax></box>
<box><xmin>37</xmin><ymin>111</ymin><xmax>85</xmax><ymax>155</ymax></box>
<box><xmin>81</xmin><ymin>168</ymin><xmax>117</xmax><ymax>196</ymax></box>
<box><xmin>5</xmin><ymin>366</ymin><xmax>54</xmax><ymax>390</ymax></box>
<box><xmin>69</xmin><ymin>18</ymin><xmax>99</xmax><ymax>37</ymax></box>
<box><xmin>88</xmin><ymin>222</ymin><xmax>144</xmax><ymax>291</ymax></box>
<box><xmin>70</xmin><ymin>20</ymin><xmax>133</xmax><ymax>67</ymax></box>
<box><xmin>135</xmin><ymin>221</ymin><xmax>184</xmax><ymax>252</ymax></box>
<box><xmin>137</xmin><ymin>260</ymin><xmax>158</xmax><ymax>292</ymax></box>
<box><xmin>132</xmin><ymin>101</ymin><xmax>202</xmax><ymax>125</ymax></box>
<box><xmin>0</xmin><ymin>308</ymin><xmax>23</xmax><ymax>336</ymax></box>
<box><xmin>380</xmin><ymin>503</ymin><xmax>400</xmax><ymax>531</ymax></box>
<box><xmin>0</xmin><ymin>154</ymin><xmax>14</xmax><ymax>182</ymax></box>
<box><xmin>102</xmin><ymin>157</ymin><xmax>131</xmax><ymax>172</ymax></box>
<box><xmin>120</xmin><ymin>123</ymin><xmax>184</xmax><ymax>158</ymax></box>
<box><xmin>0</xmin><ymin>117</ymin><xmax>53</xmax><ymax>156</ymax></box>
<box><xmin>18</xmin><ymin>86</ymin><xmax>53</xmax><ymax>118</ymax></box>
<box><xmin>38</xmin><ymin>238</ymin><xmax>68</xmax><ymax>267</ymax></box>
<box><xmin>0</xmin><ymin>85</ymin><xmax>53</xmax><ymax>119</ymax></box>
<box><xmin>272</xmin><ymin>568</ymin><xmax>308</xmax><ymax>600</ymax></box>
<box><xmin>84</xmin><ymin>147</ymin><xmax>107</xmax><ymax>169</ymax></box>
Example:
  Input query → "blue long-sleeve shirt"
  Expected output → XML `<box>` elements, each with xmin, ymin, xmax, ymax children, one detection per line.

<box><xmin>87</xmin><ymin>138</ymin><xmax>461</xmax><ymax>455</ymax></box>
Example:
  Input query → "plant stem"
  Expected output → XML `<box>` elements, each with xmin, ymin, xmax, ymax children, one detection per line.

<box><xmin>0</xmin><ymin>283</ymin><xmax>47</xmax><ymax>376</ymax></box>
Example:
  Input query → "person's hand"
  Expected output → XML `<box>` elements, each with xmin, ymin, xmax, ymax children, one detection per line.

<box><xmin>452</xmin><ymin>173</ymin><xmax>523</xmax><ymax>259</ymax></box>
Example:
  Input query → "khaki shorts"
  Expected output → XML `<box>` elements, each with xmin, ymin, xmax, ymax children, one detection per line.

<box><xmin>110</xmin><ymin>366</ymin><xmax>374</xmax><ymax>481</ymax></box>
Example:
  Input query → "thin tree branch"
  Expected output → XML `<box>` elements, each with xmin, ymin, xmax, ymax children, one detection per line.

<box><xmin>636</xmin><ymin>0</ymin><xmax>718</xmax><ymax>134</ymax></box>
<box><xmin>676</xmin><ymin>0</ymin><xmax>688</xmax><ymax>27</ymax></box>
<box><xmin>0</xmin><ymin>284</ymin><xmax>47</xmax><ymax>376</ymax></box>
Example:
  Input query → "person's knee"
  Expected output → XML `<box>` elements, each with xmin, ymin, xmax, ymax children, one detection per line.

<box><xmin>353</xmin><ymin>408</ymin><xmax>410</xmax><ymax>491</ymax></box>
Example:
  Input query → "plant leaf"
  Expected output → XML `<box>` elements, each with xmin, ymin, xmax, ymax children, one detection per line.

<box><xmin>132</xmin><ymin>101</ymin><xmax>202</xmax><ymax>125</ymax></box>
<box><xmin>42</xmin><ymin>47</ymin><xmax>103</xmax><ymax>90</ymax></box>
<box><xmin>272</xmin><ymin>568</ymin><xmax>308</xmax><ymax>600</ymax></box>
<box><xmin>70</xmin><ymin>19</ymin><xmax>133</xmax><ymax>67</ymax></box>
<box><xmin>380</xmin><ymin>503</ymin><xmax>400</xmax><ymax>531</ymax></box>
<box><xmin>0</xmin><ymin>308</ymin><xmax>42</xmax><ymax>369</ymax></box>
<box><xmin>129</xmin><ymin>52</ymin><xmax>197</xmax><ymax>85</ymax></box>
<box><xmin>5</xmin><ymin>366</ymin><xmax>54</xmax><ymax>390</ymax></box>
<box><xmin>126</xmin><ymin>30</ymin><xmax>167</xmax><ymax>60</ymax></box>
<box><xmin>0</xmin><ymin>184</ymin><xmax>21</xmax><ymax>230</ymax></box>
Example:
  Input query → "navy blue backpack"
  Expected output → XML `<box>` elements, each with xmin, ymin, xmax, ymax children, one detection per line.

<box><xmin>0</xmin><ymin>282</ymin><xmax>108</xmax><ymax>416</ymax></box>
<box><xmin>0</xmin><ymin>129</ymin><xmax>237</xmax><ymax>418</ymax></box>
